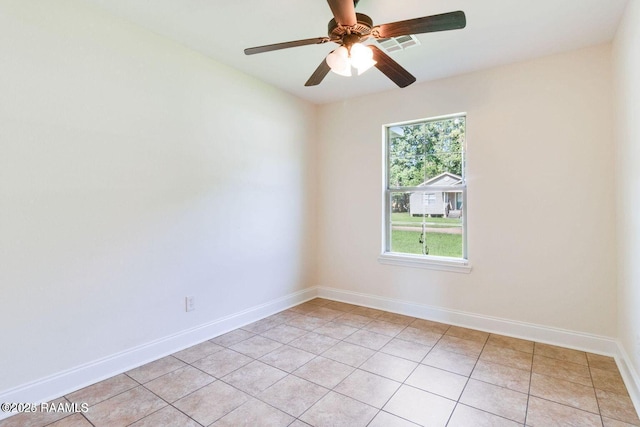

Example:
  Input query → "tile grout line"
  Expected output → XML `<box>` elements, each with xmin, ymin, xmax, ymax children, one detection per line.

<box><xmin>523</xmin><ymin>342</ymin><xmax>536</xmax><ymax>427</ymax></box>
<box><xmin>585</xmin><ymin>354</ymin><xmax>607</xmax><ymax>427</ymax></box>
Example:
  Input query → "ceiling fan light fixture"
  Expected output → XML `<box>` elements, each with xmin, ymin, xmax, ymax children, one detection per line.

<box><xmin>326</xmin><ymin>46</ymin><xmax>352</xmax><ymax>76</ymax></box>
<box><xmin>245</xmin><ymin>3</ymin><xmax>466</xmax><ymax>88</ymax></box>
<box><xmin>326</xmin><ymin>43</ymin><xmax>376</xmax><ymax>77</ymax></box>
<box><xmin>350</xmin><ymin>43</ymin><xmax>376</xmax><ymax>75</ymax></box>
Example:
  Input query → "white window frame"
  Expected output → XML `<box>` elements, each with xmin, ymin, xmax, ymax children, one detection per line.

<box><xmin>378</xmin><ymin>113</ymin><xmax>471</xmax><ymax>273</ymax></box>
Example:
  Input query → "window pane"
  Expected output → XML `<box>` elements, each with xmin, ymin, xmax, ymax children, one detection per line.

<box><xmin>388</xmin><ymin>126</ymin><xmax>426</xmax><ymax>187</ymax></box>
<box><xmin>388</xmin><ymin>118</ymin><xmax>464</xmax><ymax>187</ymax></box>
<box><xmin>424</xmin><ymin>117</ymin><xmax>464</xmax><ymax>180</ymax></box>
<box><xmin>390</xmin><ymin>191</ymin><xmax>463</xmax><ymax>258</ymax></box>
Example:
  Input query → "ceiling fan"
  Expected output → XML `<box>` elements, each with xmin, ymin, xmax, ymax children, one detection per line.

<box><xmin>244</xmin><ymin>0</ymin><xmax>466</xmax><ymax>88</ymax></box>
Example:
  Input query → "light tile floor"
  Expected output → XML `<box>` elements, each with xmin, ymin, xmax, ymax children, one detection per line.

<box><xmin>2</xmin><ymin>298</ymin><xmax>639</xmax><ymax>427</ymax></box>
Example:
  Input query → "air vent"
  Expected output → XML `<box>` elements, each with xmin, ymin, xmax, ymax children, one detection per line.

<box><xmin>376</xmin><ymin>34</ymin><xmax>421</xmax><ymax>53</ymax></box>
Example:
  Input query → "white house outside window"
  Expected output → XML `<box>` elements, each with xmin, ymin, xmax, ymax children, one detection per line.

<box><xmin>379</xmin><ymin>114</ymin><xmax>470</xmax><ymax>273</ymax></box>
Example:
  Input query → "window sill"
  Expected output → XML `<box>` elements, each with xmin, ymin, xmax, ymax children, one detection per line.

<box><xmin>378</xmin><ymin>253</ymin><xmax>472</xmax><ymax>273</ymax></box>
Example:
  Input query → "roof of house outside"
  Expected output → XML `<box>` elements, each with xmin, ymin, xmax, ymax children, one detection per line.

<box><xmin>419</xmin><ymin>172</ymin><xmax>462</xmax><ymax>187</ymax></box>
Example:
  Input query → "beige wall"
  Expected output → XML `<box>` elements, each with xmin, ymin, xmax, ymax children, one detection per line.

<box><xmin>614</xmin><ymin>0</ymin><xmax>640</xmax><ymax>385</ymax></box>
<box><xmin>317</xmin><ymin>44</ymin><xmax>616</xmax><ymax>337</ymax></box>
<box><xmin>0</xmin><ymin>0</ymin><xmax>316</xmax><ymax>392</ymax></box>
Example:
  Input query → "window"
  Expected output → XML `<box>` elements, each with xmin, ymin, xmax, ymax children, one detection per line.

<box><xmin>423</xmin><ymin>193</ymin><xmax>436</xmax><ymax>205</ymax></box>
<box><xmin>380</xmin><ymin>114</ymin><xmax>470</xmax><ymax>272</ymax></box>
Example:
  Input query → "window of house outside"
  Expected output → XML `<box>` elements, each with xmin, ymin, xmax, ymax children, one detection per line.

<box><xmin>380</xmin><ymin>114</ymin><xmax>470</xmax><ymax>273</ymax></box>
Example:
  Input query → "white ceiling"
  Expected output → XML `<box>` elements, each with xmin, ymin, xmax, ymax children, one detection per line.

<box><xmin>85</xmin><ymin>0</ymin><xmax>628</xmax><ymax>105</ymax></box>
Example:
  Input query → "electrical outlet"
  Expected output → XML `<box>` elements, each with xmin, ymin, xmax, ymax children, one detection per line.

<box><xmin>185</xmin><ymin>296</ymin><xmax>195</xmax><ymax>312</ymax></box>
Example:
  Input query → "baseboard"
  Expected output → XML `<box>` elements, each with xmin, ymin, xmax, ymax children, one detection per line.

<box><xmin>0</xmin><ymin>287</ymin><xmax>316</xmax><ymax>420</ymax></box>
<box><xmin>616</xmin><ymin>343</ymin><xmax>640</xmax><ymax>419</ymax></box>
<box><xmin>317</xmin><ymin>286</ymin><xmax>619</xmax><ymax>355</ymax></box>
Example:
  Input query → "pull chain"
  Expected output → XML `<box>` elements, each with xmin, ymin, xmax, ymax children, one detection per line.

<box><xmin>419</xmin><ymin>222</ymin><xmax>429</xmax><ymax>255</ymax></box>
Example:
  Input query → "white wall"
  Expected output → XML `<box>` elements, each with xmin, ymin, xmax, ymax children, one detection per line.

<box><xmin>614</xmin><ymin>0</ymin><xmax>640</xmax><ymax>389</ymax></box>
<box><xmin>317</xmin><ymin>44</ymin><xmax>616</xmax><ymax>338</ymax></box>
<box><xmin>0</xmin><ymin>0</ymin><xmax>316</xmax><ymax>393</ymax></box>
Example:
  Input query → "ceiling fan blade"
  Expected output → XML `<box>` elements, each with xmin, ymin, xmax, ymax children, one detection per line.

<box><xmin>244</xmin><ymin>37</ymin><xmax>330</xmax><ymax>55</ymax></box>
<box><xmin>326</xmin><ymin>0</ymin><xmax>357</xmax><ymax>26</ymax></box>
<box><xmin>305</xmin><ymin>59</ymin><xmax>331</xmax><ymax>87</ymax></box>
<box><xmin>376</xmin><ymin>11</ymin><xmax>466</xmax><ymax>39</ymax></box>
<box><xmin>370</xmin><ymin>45</ymin><xmax>416</xmax><ymax>88</ymax></box>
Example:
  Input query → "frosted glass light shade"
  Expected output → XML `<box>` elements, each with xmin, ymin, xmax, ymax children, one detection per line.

<box><xmin>355</xmin><ymin>58</ymin><xmax>376</xmax><ymax>75</ymax></box>
<box><xmin>350</xmin><ymin>43</ymin><xmax>376</xmax><ymax>75</ymax></box>
<box><xmin>326</xmin><ymin>46</ymin><xmax>351</xmax><ymax>76</ymax></box>
<box><xmin>349</xmin><ymin>43</ymin><xmax>372</xmax><ymax>67</ymax></box>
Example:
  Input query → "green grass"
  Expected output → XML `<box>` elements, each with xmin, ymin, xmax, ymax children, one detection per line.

<box><xmin>391</xmin><ymin>230</ymin><xmax>462</xmax><ymax>258</ymax></box>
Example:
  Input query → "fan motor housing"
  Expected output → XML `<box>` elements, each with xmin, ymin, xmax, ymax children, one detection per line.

<box><xmin>328</xmin><ymin>13</ymin><xmax>374</xmax><ymax>39</ymax></box>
